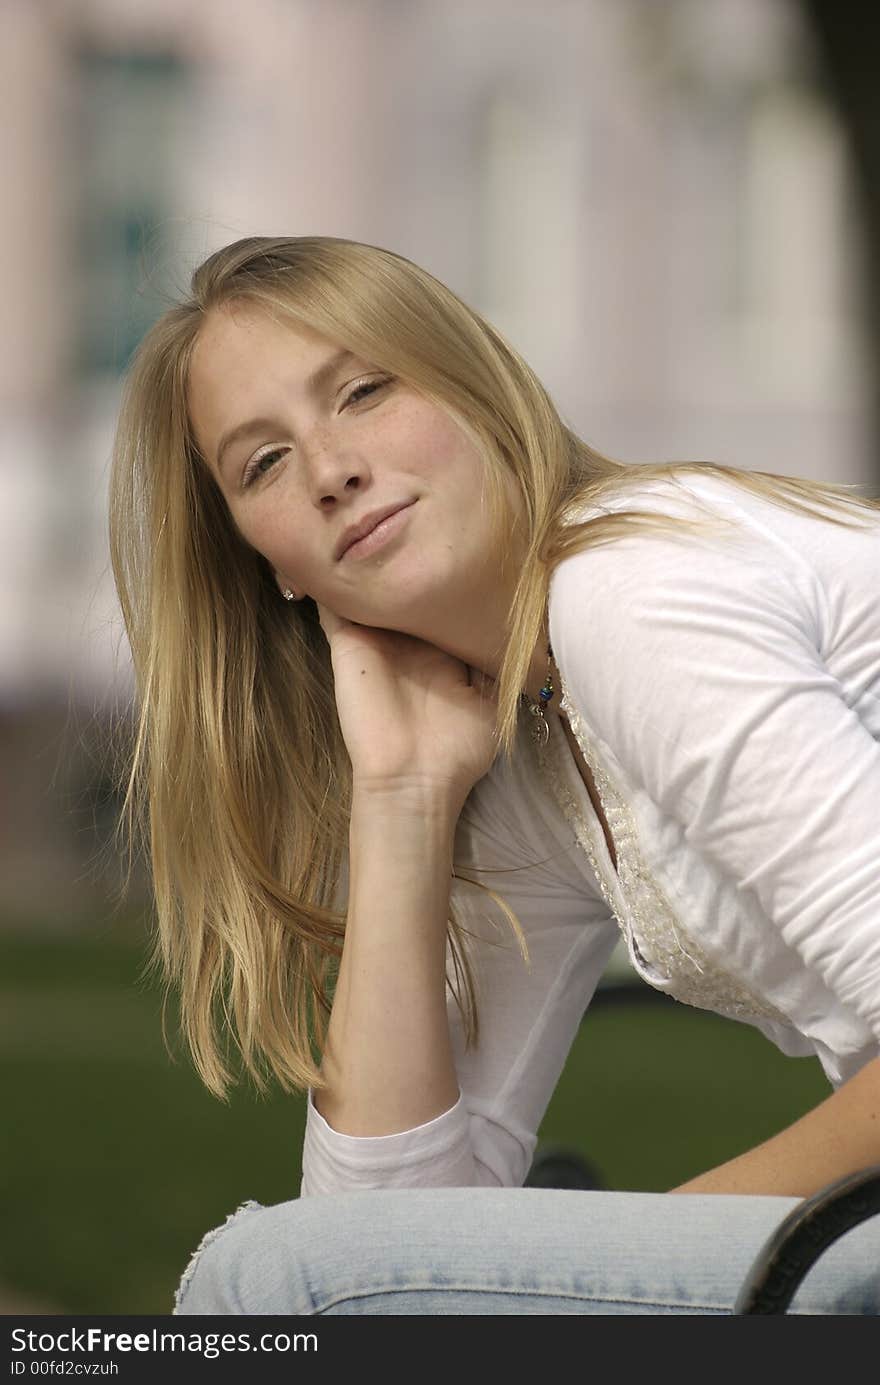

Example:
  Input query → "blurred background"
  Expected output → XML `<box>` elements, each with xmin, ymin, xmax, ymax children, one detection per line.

<box><xmin>1</xmin><ymin>0</ymin><xmax>878</xmax><ymax>1313</ymax></box>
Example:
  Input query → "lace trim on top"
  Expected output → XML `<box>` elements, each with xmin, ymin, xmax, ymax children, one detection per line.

<box><xmin>528</xmin><ymin>678</ymin><xmax>789</xmax><ymax>1024</ymax></box>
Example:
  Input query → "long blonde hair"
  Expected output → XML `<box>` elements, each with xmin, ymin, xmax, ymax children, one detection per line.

<box><xmin>108</xmin><ymin>234</ymin><xmax>879</xmax><ymax>1099</ymax></box>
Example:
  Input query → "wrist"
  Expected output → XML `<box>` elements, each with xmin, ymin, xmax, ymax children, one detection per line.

<box><xmin>351</xmin><ymin>777</ymin><xmax>467</xmax><ymax>820</ymax></box>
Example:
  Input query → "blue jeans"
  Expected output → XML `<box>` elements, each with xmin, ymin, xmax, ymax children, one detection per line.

<box><xmin>172</xmin><ymin>1187</ymin><xmax>880</xmax><ymax>1315</ymax></box>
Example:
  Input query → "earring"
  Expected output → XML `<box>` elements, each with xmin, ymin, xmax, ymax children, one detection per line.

<box><xmin>281</xmin><ymin>588</ymin><xmax>296</xmax><ymax>601</ymax></box>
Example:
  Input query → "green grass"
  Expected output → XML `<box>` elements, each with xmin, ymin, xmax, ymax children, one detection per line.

<box><xmin>0</xmin><ymin>931</ymin><xmax>831</xmax><ymax>1313</ymax></box>
<box><xmin>542</xmin><ymin>990</ymin><xmax>830</xmax><ymax>1191</ymax></box>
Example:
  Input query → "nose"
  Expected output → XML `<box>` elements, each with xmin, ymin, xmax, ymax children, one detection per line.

<box><xmin>300</xmin><ymin>427</ymin><xmax>368</xmax><ymax>505</ymax></box>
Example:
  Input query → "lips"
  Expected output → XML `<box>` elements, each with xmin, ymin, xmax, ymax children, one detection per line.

<box><xmin>336</xmin><ymin>501</ymin><xmax>415</xmax><ymax>560</ymax></box>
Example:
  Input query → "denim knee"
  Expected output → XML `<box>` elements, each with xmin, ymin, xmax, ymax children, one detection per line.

<box><xmin>173</xmin><ymin>1199</ymin><xmax>267</xmax><ymax>1314</ymax></box>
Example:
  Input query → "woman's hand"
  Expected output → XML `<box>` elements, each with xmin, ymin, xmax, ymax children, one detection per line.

<box><xmin>316</xmin><ymin>602</ymin><xmax>501</xmax><ymax>805</ymax></box>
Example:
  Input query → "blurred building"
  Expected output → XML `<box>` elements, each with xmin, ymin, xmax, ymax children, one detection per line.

<box><xmin>0</xmin><ymin>0</ymin><xmax>874</xmax><ymax>923</ymax></box>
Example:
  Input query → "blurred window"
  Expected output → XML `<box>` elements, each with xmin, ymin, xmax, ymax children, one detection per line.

<box><xmin>73</xmin><ymin>46</ymin><xmax>188</xmax><ymax>376</ymax></box>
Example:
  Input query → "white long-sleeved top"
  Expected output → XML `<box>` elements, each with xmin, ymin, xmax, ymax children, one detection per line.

<box><xmin>301</xmin><ymin>468</ymin><xmax>880</xmax><ymax>1196</ymax></box>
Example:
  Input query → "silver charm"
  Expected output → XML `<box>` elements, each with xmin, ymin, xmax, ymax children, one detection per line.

<box><xmin>527</xmin><ymin>703</ymin><xmax>550</xmax><ymax>746</ymax></box>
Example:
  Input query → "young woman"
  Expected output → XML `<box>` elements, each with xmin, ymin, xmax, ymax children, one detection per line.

<box><xmin>109</xmin><ymin>235</ymin><xmax>880</xmax><ymax>1315</ymax></box>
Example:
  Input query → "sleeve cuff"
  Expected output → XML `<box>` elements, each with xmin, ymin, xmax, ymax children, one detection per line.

<box><xmin>300</xmin><ymin>1087</ymin><xmax>477</xmax><ymax>1195</ymax></box>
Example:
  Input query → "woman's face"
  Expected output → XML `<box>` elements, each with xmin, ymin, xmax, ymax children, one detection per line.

<box><xmin>188</xmin><ymin>300</ymin><xmax>518</xmax><ymax>632</ymax></box>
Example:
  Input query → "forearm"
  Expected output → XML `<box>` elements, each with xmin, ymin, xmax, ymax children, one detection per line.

<box><xmin>669</xmin><ymin>1054</ymin><xmax>880</xmax><ymax>1197</ymax></box>
<box><xmin>312</xmin><ymin>783</ymin><xmax>463</xmax><ymax>1137</ymax></box>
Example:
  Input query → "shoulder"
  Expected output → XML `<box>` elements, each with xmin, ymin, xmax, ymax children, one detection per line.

<box><xmin>550</xmin><ymin>469</ymin><xmax>816</xmax><ymax>635</ymax></box>
<box><xmin>547</xmin><ymin>471</ymin><xmax>828</xmax><ymax>790</ymax></box>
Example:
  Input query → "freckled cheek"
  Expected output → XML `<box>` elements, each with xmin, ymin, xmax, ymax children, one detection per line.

<box><xmin>407</xmin><ymin>416</ymin><xmax>478</xmax><ymax>480</ymax></box>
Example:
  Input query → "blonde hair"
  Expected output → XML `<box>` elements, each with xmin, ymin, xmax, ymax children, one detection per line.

<box><xmin>108</xmin><ymin>234</ymin><xmax>880</xmax><ymax>1099</ymax></box>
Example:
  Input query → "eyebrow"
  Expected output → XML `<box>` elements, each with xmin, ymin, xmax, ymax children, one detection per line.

<box><xmin>214</xmin><ymin>347</ymin><xmax>360</xmax><ymax>475</ymax></box>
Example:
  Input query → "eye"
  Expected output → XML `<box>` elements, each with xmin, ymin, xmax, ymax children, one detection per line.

<box><xmin>242</xmin><ymin>447</ymin><xmax>287</xmax><ymax>489</ymax></box>
<box><xmin>240</xmin><ymin>377</ymin><xmax>392</xmax><ymax>489</ymax></box>
<box><xmin>342</xmin><ymin>376</ymin><xmax>392</xmax><ymax>409</ymax></box>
